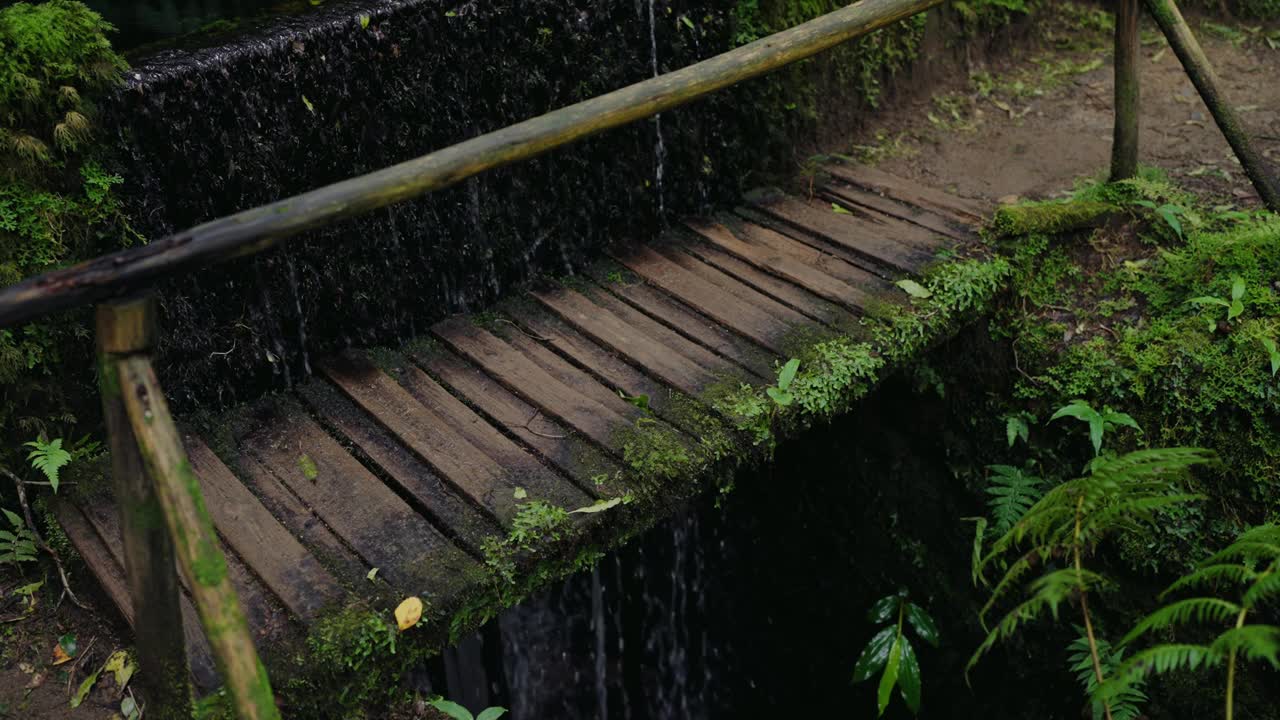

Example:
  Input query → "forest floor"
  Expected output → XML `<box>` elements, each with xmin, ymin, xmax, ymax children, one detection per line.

<box><xmin>4</xmin><ymin>9</ymin><xmax>1280</xmax><ymax>720</ymax></box>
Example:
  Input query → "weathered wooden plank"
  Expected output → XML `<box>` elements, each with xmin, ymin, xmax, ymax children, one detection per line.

<box><xmin>656</xmin><ymin>246</ymin><xmax>814</xmax><ymax>327</ymax></box>
<box><xmin>242</xmin><ymin>408</ymin><xmax>479</xmax><ymax>597</ymax></box>
<box><xmin>412</xmin><ymin>347</ymin><xmax>628</xmax><ymax>498</ymax></box>
<box><xmin>729</xmin><ymin>220</ymin><xmax>892</xmax><ymax>295</ymax></box>
<box><xmin>613</xmin><ymin>245</ymin><xmax>795</xmax><ymax>353</ymax></box>
<box><xmin>822</xmin><ymin>163</ymin><xmax>987</xmax><ymax>222</ymax></box>
<box><xmin>55</xmin><ymin>501</ymin><xmax>219</xmax><ymax>689</ymax></box>
<box><xmin>496</xmin><ymin>329</ymin><xmax>647</xmax><ymax>425</ymax></box>
<box><xmin>531</xmin><ymin>287</ymin><xmax>717</xmax><ymax>395</ymax></box>
<box><xmin>186</xmin><ymin>436</ymin><xmax>346</xmax><ymax>621</ymax></box>
<box><xmin>681</xmin><ymin>221</ymin><xmax>865</xmax><ymax>321</ymax></box>
<box><xmin>231</xmin><ymin>446</ymin><xmax>375</xmax><ymax>583</ymax></box>
<box><xmin>822</xmin><ymin>183</ymin><xmax>973</xmax><ymax>240</ymax></box>
<box><xmin>433</xmin><ymin>318</ymin><xmax>632</xmax><ymax>451</ymax></box>
<box><xmin>297</xmin><ymin>379</ymin><xmax>499</xmax><ymax>557</ymax></box>
<box><xmin>746</xmin><ymin>193</ymin><xmax>937</xmax><ymax>271</ymax></box>
<box><xmin>583</xmin><ymin>268</ymin><xmax>775</xmax><ymax>378</ymax></box>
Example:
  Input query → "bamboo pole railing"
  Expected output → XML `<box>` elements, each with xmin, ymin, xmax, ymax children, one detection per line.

<box><xmin>2</xmin><ymin>1</ymin><xmax>1278</xmax><ymax>717</ymax></box>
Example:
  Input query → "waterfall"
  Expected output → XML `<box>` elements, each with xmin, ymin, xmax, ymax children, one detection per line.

<box><xmin>646</xmin><ymin>0</ymin><xmax>668</xmax><ymax>220</ymax></box>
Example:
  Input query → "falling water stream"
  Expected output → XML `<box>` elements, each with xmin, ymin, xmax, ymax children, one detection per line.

<box><xmin>646</xmin><ymin>0</ymin><xmax>668</xmax><ymax>220</ymax></box>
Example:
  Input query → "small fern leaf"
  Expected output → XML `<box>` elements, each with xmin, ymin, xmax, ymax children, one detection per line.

<box><xmin>986</xmin><ymin>465</ymin><xmax>1043</xmax><ymax>536</ymax></box>
<box><xmin>1210</xmin><ymin>625</ymin><xmax>1280</xmax><ymax>668</ymax></box>
<box><xmin>1243</xmin><ymin>571</ymin><xmax>1280</xmax><ymax>610</ymax></box>
<box><xmin>1121</xmin><ymin>597</ymin><xmax>1242</xmax><ymax>646</ymax></box>
<box><xmin>24</xmin><ymin>438</ymin><xmax>71</xmax><ymax>491</ymax></box>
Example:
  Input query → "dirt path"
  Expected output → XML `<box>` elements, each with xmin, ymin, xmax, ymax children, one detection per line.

<box><xmin>851</xmin><ymin>13</ymin><xmax>1280</xmax><ymax>207</ymax></box>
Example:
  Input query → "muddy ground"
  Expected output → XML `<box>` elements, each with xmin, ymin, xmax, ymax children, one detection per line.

<box><xmin>3</xmin><ymin>9</ymin><xmax>1280</xmax><ymax>720</ymax></box>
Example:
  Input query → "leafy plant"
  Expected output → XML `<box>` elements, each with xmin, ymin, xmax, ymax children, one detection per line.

<box><xmin>1188</xmin><ymin>276</ymin><xmax>1246</xmax><ymax>331</ymax></box>
<box><xmin>1098</xmin><ymin>524</ymin><xmax>1280</xmax><ymax>720</ymax></box>
<box><xmin>24</xmin><ymin>436</ymin><xmax>69</xmax><ymax>491</ymax></box>
<box><xmin>1005</xmin><ymin>412</ymin><xmax>1034</xmax><ymax>447</ymax></box>
<box><xmin>969</xmin><ymin>448</ymin><xmax>1216</xmax><ymax>720</ymax></box>
<box><xmin>852</xmin><ymin>590</ymin><xmax>939</xmax><ymax>716</ymax></box>
<box><xmin>1133</xmin><ymin>200</ymin><xmax>1187</xmax><ymax>240</ymax></box>
<box><xmin>1262</xmin><ymin>337</ymin><xmax>1280</xmax><ymax>377</ymax></box>
<box><xmin>1067</xmin><ymin>629</ymin><xmax>1148</xmax><ymax>720</ymax></box>
<box><xmin>1050</xmin><ymin>400</ymin><xmax>1141</xmax><ymax>456</ymax></box>
<box><xmin>428</xmin><ymin>698</ymin><xmax>506</xmax><ymax>720</ymax></box>
<box><xmin>985</xmin><ymin>464</ymin><xmax>1043</xmax><ymax>535</ymax></box>
<box><xmin>0</xmin><ymin>507</ymin><xmax>36</xmax><ymax>565</ymax></box>
<box><xmin>766</xmin><ymin>358</ymin><xmax>800</xmax><ymax>408</ymax></box>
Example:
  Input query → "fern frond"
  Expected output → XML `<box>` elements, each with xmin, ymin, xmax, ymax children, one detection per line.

<box><xmin>1233</xmin><ymin>524</ymin><xmax>1280</xmax><ymax>547</ymax></box>
<box><xmin>1210</xmin><ymin>625</ymin><xmax>1280</xmax><ymax>669</ymax></box>
<box><xmin>1121</xmin><ymin>597</ymin><xmax>1242</xmax><ymax>646</ymax></box>
<box><xmin>1161</xmin><ymin>564</ymin><xmax>1257</xmax><ymax>599</ymax></box>
<box><xmin>1096</xmin><ymin>644</ymin><xmax>1222</xmax><ymax>704</ymax></box>
<box><xmin>1087</xmin><ymin>447</ymin><xmax>1219</xmax><ymax>484</ymax></box>
<box><xmin>986</xmin><ymin>465</ymin><xmax>1043</xmax><ymax>535</ymax></box>
<box><xmin>1202</xmin><ymin>541</ymin><xmax>1280</xmax><ymax>567</ymax></box>
<box><xmin>978</xmin><ymin>553</ymin><xmax>1035</xmax><ymax>628</ymax></box>
<box><xmin>1242</xmin><ymin>570</ymin><xmax>1280</xmax><ymax>609</ymax></box>
<box><xmin>1080</xmin><ymin>494</ymin><xmax>1204</xmax><ymax>543</ymax></box>
<box><xmin>1069</xmin><ymin>631</ymin><xmax>1148</xmax><ymax>720</ymax></box>
<box><xmin>24</xmin><ymin>438</ymin><xmax>70</xmax><ymax>490</ymax></box>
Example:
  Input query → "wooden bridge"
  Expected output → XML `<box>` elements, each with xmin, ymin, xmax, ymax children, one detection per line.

<box><xmin>52</xmin><ymin>163</ymin><xmax>985</xmax><ymax>688</ymax></box>
<box><xmin>2</xmin><ymin>0</ymin><xmax>1277</xmax><ymax>715</ymax></box>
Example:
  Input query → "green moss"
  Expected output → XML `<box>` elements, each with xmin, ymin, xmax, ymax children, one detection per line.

<box><xmin>989</xmin><ymin>200</ymin><xmax>1119</xmax><ymax>239</ymax></box>
<box><xmin>178</xmin><ymin>460</ymin><xmax>228</xmax><ymax>587</ymax></box>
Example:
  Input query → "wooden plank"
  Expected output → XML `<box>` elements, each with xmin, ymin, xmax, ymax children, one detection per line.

<box><xmin>186</xmin><ymin>436</ymin><xmax>346</xmax><ymax>621</ymax></box>
<box><xmin>583</xmin><ymin>268</ymin><xmax>775</xmax><ymax>378</ymax></box>
<box><xmin>433</xmin><ymin>318</ymin><xmax>632</xmax><ymax>451</ymax></box>
<box><xmin>612</xmin><ymin>245</ymin><xmax>794</xmax><ymax>353</ymax></box>
<box><xmin>241</xmin><ymin>408</ymin><xmax>479</xmax><ymax>597</ymax></box>
<box><xmin>496</xmin><ymin>329</ymin><xmax>647</xmax><ymax>425</ymax></box>
<box><xmin>822</xmin><ymin>182</ymin><xmax>973</xmax><ymax>240</ymax></box>
<box><xmin>297</xmin><ymin>379</ymin><xmax>499</xmax><ymax>557</ymax></box>
<box><xmin>59</xmin><ymin>500</ymin><xmax>219</xmax><ymax>689</ymax></box>
<box><xmin>232</xmin><ymin>446</ymin><xmax>376</xmax><ymax>583</ymax></box>
<box><xmin>729</xmin><ymin>220</ymin><xmax>893</xmax><ymax>294</ymax></box>
<box><xmin>413</xmin><ymin>347</ymin><xmax>628</xmax><ymax>498</ymax></box>
<box><xmin>320</xmin><ymin>353</ymin><xmax>536</xmax><ymax>526</ymax></box>
<box><xmin>530</xmin><ymin>287</ymin><xmax>717</xmax><ymax>395</ymax></box>
<box><xmin>678</xmin><ymin>228</ymin><xmax>864</xmax><ymax>326</ymax></box>
<box><xmin>386</xmin><ymin>359</ymin><xmax>593</xmax><ymax>510</ymax></box>
<box><xmin>744</xmin><ymin>193</ymin><xmax>935</xmax><ymax>272</ymax></box>
<box><xmin>656</xmin><ymin>246</ymin><xmax>814</xmax><ymax>328</ymax></box>
<box><xmin>822</xmin><ymin>163</ymin><xmax>987</xmax><ymax>222</ymax></box>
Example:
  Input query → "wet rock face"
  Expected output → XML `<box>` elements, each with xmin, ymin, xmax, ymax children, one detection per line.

<box><xmin>104</xmin><ymin>0</ymin><xmax>772</xmax><ymax>410</ymax></box>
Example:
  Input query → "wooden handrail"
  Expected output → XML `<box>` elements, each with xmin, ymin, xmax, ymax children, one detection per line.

<box><xmin>0</xmin><ymin>0</ymin><xmax>942</xmax><ymax>328</ymax></box>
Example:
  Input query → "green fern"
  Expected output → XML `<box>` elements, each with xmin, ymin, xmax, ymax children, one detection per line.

<box><xmin>1099</xmin><ymin>523</ymin><xmax>1280</xmax><ymax>719</ymax></box>
<box><xmin>24</xmin><ymin>437</ymin><xmax>70</xmax><ymax>492</ymax></box>
<box><xmin>0</xmin><ymin>507</ymin><xmax>37</xmax><ymax>565</ymax></box>
<box><xmin>1068</xmin><ymin>629</ymin><xmax>1147</xmax><ymax>720</ymax></box>
<box><xmin>985</xmin><ymin>465</ymin><xmax>1043</xmax><ymax>535</ymax></box>
<box><xmin>969</xmin><ymin>446</ymin><xmax>1216</xmax><ymax>719</ymax></box>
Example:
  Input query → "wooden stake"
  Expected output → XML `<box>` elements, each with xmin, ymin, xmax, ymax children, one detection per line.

<box><xmin>114</xmin><ymin>350</ymin><xmax>280</xmax><ymax>719</ymax></box>
<box><xmin>1145</xmin><ymin>0</ymin><xmax>1280</xmax><ymax>210</ymax></box>
<box><xmin>97</xmin><ymin>297</ymin><xmax>193</xmax><ymax>719</ymax></box>
<box><xmin>1111</xmin><ymin>0</ymin><xmax>1140</xmax><ymax>181</ymax></box>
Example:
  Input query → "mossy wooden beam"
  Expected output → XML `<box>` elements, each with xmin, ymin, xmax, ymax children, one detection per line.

<box><xmin>1111</xmin><ymin>0</ymin><xmax>1140</xmax><ymax>181</ymax></box>
<box><xmin>0</xmin><ymin>0</ymin><xmax>941</xmax><ymax>328</ymax></box>
<box><xmin>97</xmin><ymin>297</ymin><xmax>194</xmax><ymax>719</ymax></box>
<box><xmin>116</xmin><ymin>352</ymin><xmax>280</xmax><ymax>720</ymax></box>
<box><xmin>989</xmin><ymin>201</ymin><xmax>1121</xmax><ymax>238</ymax></box>
<box><xmin>1144</xmin><ymin>0</ymin><xmax>1280</xmax><ymax>210</ymax></box>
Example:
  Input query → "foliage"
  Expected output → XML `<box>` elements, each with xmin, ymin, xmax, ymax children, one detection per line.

<box><xmin>428</xmin><ymin>698</ymin><xmax>507</xmax><ymax>720</ymax></box>
<box><xmin>1067</xmin><ymin>630</ymin><xmax>1148</xmax><ymax>720</ymax></box>
<box><xmin>852</xmin><ymin>590</ymin><xmax>939</xmax><ymax>716</ymax></box>
<box><xmin>765</xmin><ymin>358</ymin><xmax>800</xmax><ymax>408</ymax></box>
<box><xmin>24</xmin><ymin>436</ymin><xmax>70</xmax><ymax>491</ymax></box>
<box><xmin>1049</xmin><ymin>400</ymin><xmax>1141</xmax><ymax>457</ymax></box>
<box><xmin>1098</xmin><ymin>524</ymin><xmax>1280</xmax><ymax>719</ymax></box>
<box><xmin>0</xmin><ymin>507</ymin><xmax>37</xmax><ymax>565</ymax></box>
<box><xmin>985</xmin><ymin>464</ymin><xmax>1042</xmax><ymax>535</ymax></box>
<box><xmin>1187</xmin><ymin>276</ymin><xmax>1247</xmax><ymax>332</ymax></box>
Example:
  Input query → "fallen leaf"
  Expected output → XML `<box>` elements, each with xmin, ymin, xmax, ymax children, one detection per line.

<box><xmin>831</xmin><ymin>203</ymin><xmax>852</xmax><ymax>215</ymax></box>
<box><xmin>395</xmin><ymin>596</ymin><xmax>424</xmax><ymax>632</ymax></box>
<box><xmin>513</xmin><ymin>487</ymin><xmax>528</xmax><ymax>500</ymax></box>
<box><xmin>25</xmin><ymin>671</ymin><xmax>45</xmax><ymax>690</ymax></box>
<box><xmin>895</xmin><ymin>279</ymin><xmax>932</xmax><ymax>299</ymax></box>
<box><xmin>121</xmin><ymin>695</ymin><xmax>139</xmax><ymax>719</ymax></box>
<box><xmin>301</xmin><ymin>95</ymin><xmax>315</xmax><ymax>114</ymax></box>
<box><xmin>71</xmin><ymin>665</ymin><xmax>103</xmax><ymax>709</ymax></box>
<box><xmin>52</xmin><ymin>634</ymin><xmax>76</xmax><ymax>666</ymax></box>
<box><xmin>571</xmin><ymin>497</ymin><xmax>623</xmax><ymax>514</ymax></box>
<box><xmin>366</xmin><ymin>567</ymin><xmax>379</xmax><ymax>582</ymax></box>
<box><xmin>104</xmin><ymin>650</ymin><xmax>135</xmax><ymax>689</ymax></box>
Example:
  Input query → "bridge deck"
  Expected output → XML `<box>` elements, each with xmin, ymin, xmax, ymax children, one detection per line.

<box><xmin>55</xmin><ymin>165</ymin><xmax>986</xmax><ymax>686</ymax></box>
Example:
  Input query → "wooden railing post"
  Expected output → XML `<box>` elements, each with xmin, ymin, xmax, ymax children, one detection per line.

<box><xmin>1145</xmin><ymin>0</ymin><xmax>1280</xmax><ymax>210</ymax></box>
<box><xmin>1111</xmin><ymin>0</ymin><xmax>1141</xmax><ymax>180</ymax></box>
<box><xmin>97</xmin><ymin>297</ymin><xmax>193</xmax><ymax>719</ymax></box>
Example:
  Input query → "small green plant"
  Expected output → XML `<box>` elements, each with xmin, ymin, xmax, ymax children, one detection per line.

<box><xmin>1067</xmin><ymin>629</ymin><xmax>1148</xmax><ymax>720</ymax></box>
<box><xmin>985</xmin><ymin>464</ymin><xmax>1043</xmax><ymax>535</ymax></box>
<box><xmin>1188</xmin><ymin>276</ymin><xmax>1246</xmax><ymax>331</ymax></box>
<box><xmin>0</xmin><ymin>508</ymin><xmax>37</xmax><ymax>565</ymax></box>
<box><xmin>1262</xmin><ymin>337</ymin><xmax>1280</xmax><ymax>376</ymax></box>
<box><xmin>428</xmin><ymin>698</ymin><xmax>506</xmax><ymax>720</ymax></box>
<box><xmin>24</xmin><ymin>436</ymin><xmax>70</xmax><ymax>492</ymax></box>
<box><xmin>852</xmin><ymin>590</ymin><xmax>939</xmax><ymax>716</ymax></box>
<box><xmin>1004</xmin><ymin>412</ymin><xmax>1034</xmax><ymax>447</ymax></box>
<box><xmin>766</xmin><ymin>358</ymin><xmax>800</xmax><ymax>408</ymax></box>
<box><xmin>1050</xmin><ymin>400</ymin><xmax>1141</xmax><ymax>456</ymax></box>
<box><xmin>1099</xmin><ymin>524</ymin><xmax>1280</xmax><ymax>720</ymax></box>
<box><xmin>618</xmin><ymin>390</ymin><xmax>651</xmax><ymax>413</ymax></box>
<box><xmin>1133</xmin><ymin>200</ymin><xmax>1187</xmax><ymax>239</ymax></box>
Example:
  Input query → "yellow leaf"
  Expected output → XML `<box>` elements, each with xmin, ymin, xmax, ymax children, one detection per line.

<box><xmin>104</xmin><ymin>650</ymin><xmax>135</xmax><ymax>688</ymax></box>
<box><xmin>51</xmin><ymin>644</ymin><xmax>71</xmax><ymax>666</ymax></box>
<box><xmin>395</xmin><ymin>596</ymin><xmax>423</xmax><ymax>632</ymax></box>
